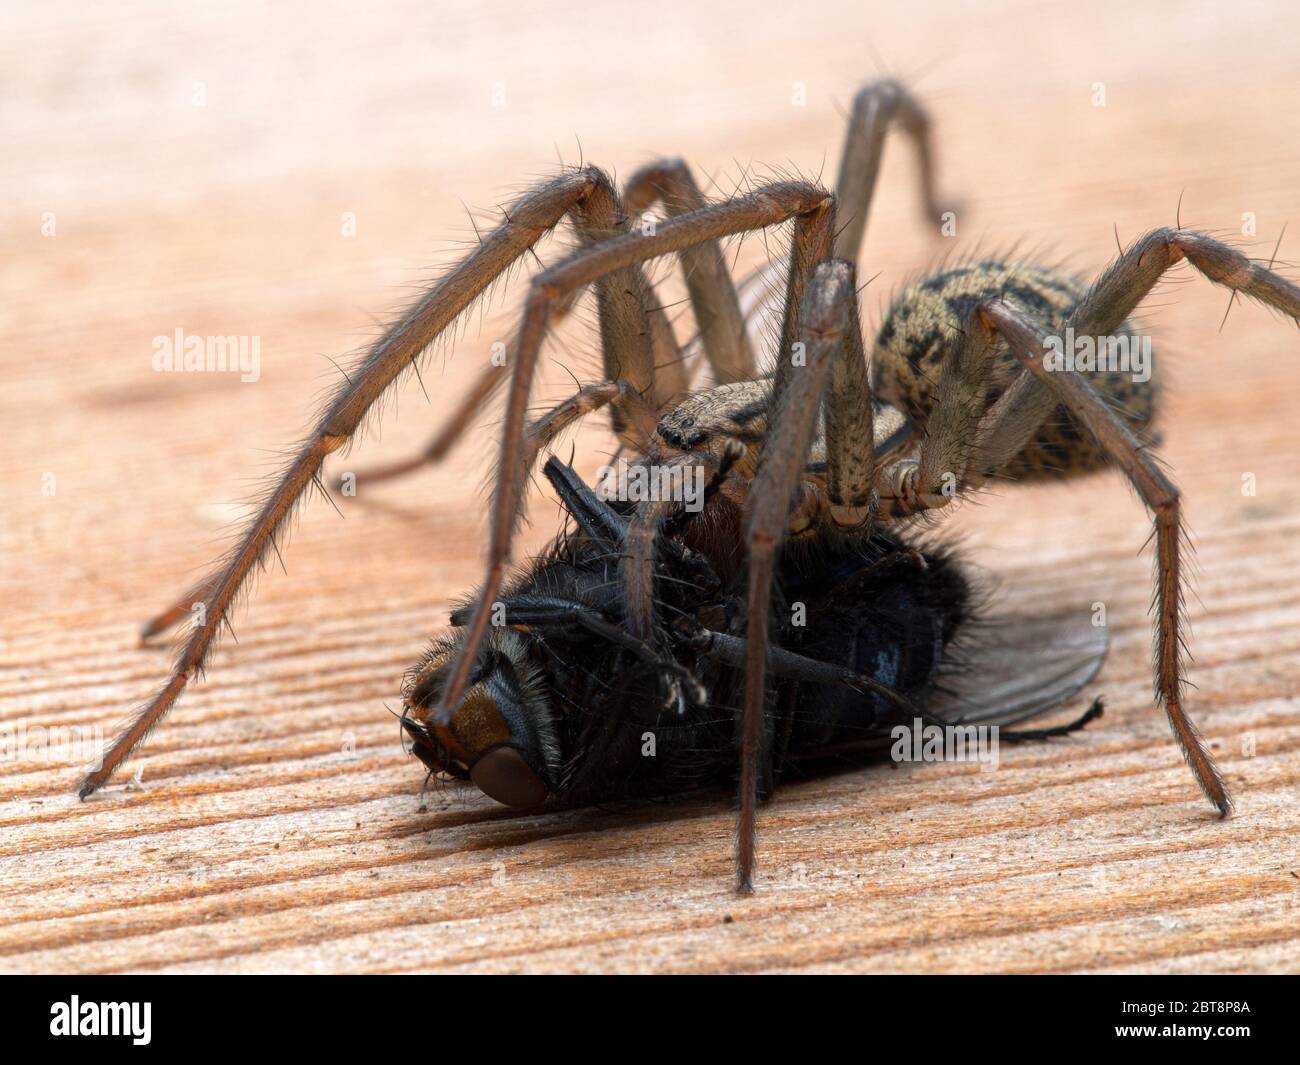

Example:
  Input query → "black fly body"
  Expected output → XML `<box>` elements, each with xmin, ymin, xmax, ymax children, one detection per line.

<box><xmin>400</xmin><ymin>457</ymin><xmax>1103</xmax><ymax>814</ymax></box>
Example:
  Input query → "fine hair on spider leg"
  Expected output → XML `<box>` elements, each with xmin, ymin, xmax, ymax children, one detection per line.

<box><xmin>962</xmin><ymin>230</ymin><xmax>1300</xmax><ymax>816</ymax></box>
<box><xmin>424</xmin><ymin>183</ymin><xmax>837</xmax><ymax>759</ymax></box>
<box><xmin>736</xmin><ymin>258</ymin><xmax>857</xmax><ymax>892</ymax></box>
<box><xmin>81</xmin><ymin>166</ymin><xmax>674</xmax><ymax>796</ymax></box>
<box><xmin>80</xmin><ymin>173</ymin><xmax>835</xmax><ymax>799</ymax></box>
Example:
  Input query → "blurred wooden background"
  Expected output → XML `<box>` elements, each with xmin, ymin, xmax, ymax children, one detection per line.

<box><xmin>3</xmin><ymin>0</ymin><xmax>1299</xmax><ymax>973</ymax></box>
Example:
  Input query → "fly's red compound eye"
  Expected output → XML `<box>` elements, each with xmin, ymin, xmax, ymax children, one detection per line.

<box><xmin>470</xmin><ymin>745</ymin><xmax>548</xmax><ymax>808</ymax></box>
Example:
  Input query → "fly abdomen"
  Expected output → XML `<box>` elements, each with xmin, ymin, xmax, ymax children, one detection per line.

<box><xmin>776</xmin><ymin>535</ymin><xmax>971</xmax><ymax>756</ymax></box>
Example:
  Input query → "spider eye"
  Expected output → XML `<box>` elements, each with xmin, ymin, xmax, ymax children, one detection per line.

<box><xmin>470</xmin><ymin>745</ymin><xmax>548</xmax><ymax>808</ymax></box>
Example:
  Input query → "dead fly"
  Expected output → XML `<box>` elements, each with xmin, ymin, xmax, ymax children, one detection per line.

<box><xmin>84</xmin><ymin>80</ymin><xmax>1300</xmax><ymax>893</ymax></box>
<box><xmin>400</xmin><ymin>456</ymin><xmax>1105</xmax><ymax>812</ymax></box>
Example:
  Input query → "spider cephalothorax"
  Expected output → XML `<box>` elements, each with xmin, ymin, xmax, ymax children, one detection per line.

<box><xmin>89</xmin><ymin>79</ymin><xmax>1300</xmax><ymax>894</ymax></box>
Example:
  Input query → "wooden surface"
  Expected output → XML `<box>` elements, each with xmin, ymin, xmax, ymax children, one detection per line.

<box><xmin>4</xmin><ymin>0</ymin><xmax>1300</xmax><ymax>973</ymax></box>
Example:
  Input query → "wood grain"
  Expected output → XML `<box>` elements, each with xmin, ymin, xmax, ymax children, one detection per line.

<box><xmin>3</xmin><ymin>0</ymin><xmax>1299</xmax><ymax>973</ymax></box>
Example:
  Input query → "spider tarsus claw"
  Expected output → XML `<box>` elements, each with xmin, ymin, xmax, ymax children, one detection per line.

<box><xmin>1213</xmin><ymin>788</ymin><xmax>1233</xmax><ymax>819</ymax></box>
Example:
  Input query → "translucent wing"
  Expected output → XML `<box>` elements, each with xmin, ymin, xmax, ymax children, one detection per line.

<box><xmin>925</xmin><ymin>607</ymin><xmax>1110</xmax><ymax>729</ymax></box>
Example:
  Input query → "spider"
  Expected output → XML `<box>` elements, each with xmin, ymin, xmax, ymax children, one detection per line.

<box><xmin>83</xmin><ymin>80</ymin><xmax>1300</xmax><ymax>894</ymax></box>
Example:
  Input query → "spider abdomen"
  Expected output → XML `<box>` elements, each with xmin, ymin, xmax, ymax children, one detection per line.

<box><xmin>871</xmin><ymin>260</ymin><xmax>1161</xmax><ymax>479</ymax></box>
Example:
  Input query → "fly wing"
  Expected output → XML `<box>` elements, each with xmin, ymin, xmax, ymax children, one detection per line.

<box><xmin>923</xmin><ymin>608</ymin><xmax>1110</xmax><ymax>728</ymax></box>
